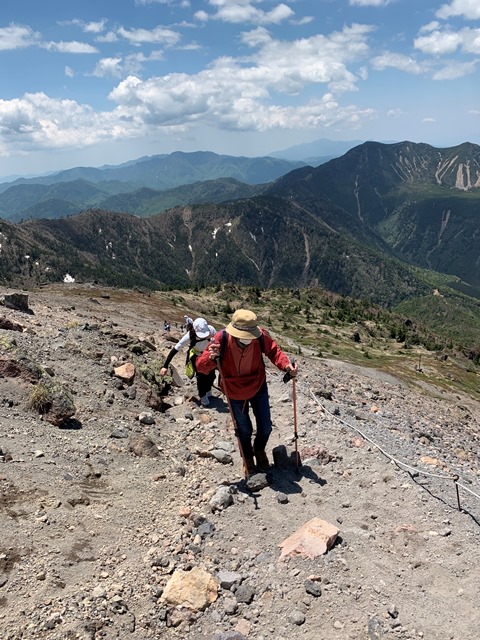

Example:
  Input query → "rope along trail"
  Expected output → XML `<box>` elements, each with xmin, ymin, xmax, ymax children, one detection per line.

<box><xmin>271</xmin><ymin>372</ymin><xmax>480</xmax><ymax>512</ymax></box>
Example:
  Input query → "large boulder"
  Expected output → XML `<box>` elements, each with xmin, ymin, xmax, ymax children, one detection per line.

<box><xmin>1</xmin><ymin>293</ymin><xmax>32</xmax><ymax>314</ymax></box>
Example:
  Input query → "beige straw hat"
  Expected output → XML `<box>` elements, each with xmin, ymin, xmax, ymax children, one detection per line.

<box><xmin>226</xmin><ymin>309</ymin><xmax>262</xmax><ymax>339</ymax></box>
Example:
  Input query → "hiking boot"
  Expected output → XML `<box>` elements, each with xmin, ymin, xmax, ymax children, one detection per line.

<box><xmin>244</xmin><ymin>457</ymin><xmax>256</xmax><ymax>476</ymax></box>
<box><xmin>200</xmin><ymin>395</ymin><xmax>210</xmax><ymax>407</ymax></box>
<box><xmin>254</xmin><ymin>449</ymin><xmax>270</xmax><ymax>472</ymax></box>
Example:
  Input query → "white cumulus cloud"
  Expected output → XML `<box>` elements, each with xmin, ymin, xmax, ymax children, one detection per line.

<box><xmin>43</xmin><ymin>41</ymin><xmax>99</xmax><ymax>54</ymax></box>
<box><xmin>201</xmin><ymin>0</ymin><xmax>294</xmax><ymax>25</ymax></box>
<box><xmin>0</xmin><ymin>23</ymin><xmax>41</xmax><ymax>50</ymax></box>
<box><xmin>117</xmin><ymin>25</ymin><xmax>181</xmax><ymax>46</ymax></box>
<box><xmin>349</xmin><ymin>0</ymin><xmax>392</xmax><ymax>6</ymax></box>
<box><xmin>437</xmin><ymin>0</ymin><xmax>480</xmax><ymax>20</ymax></box>
<box><xmin>433</xmin><ymin>59</ymin><xmax>477</xmax><ymax>79</ymax></box>
<box><xmin>371</xmin><ymin>52</ymin><xmax>426</xmax><ymax>74</ymax></box>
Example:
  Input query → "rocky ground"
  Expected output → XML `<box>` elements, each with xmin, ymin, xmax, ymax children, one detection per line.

<box><xmin>0</xmin><ymin>284</ymin><xmax>479</xmax><ymax>640</ymax></box>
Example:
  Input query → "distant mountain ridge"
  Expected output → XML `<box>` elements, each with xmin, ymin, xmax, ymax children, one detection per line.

<box><xmin>0</xmin><ymin>151</ymin><xmax>306</xmax><ymax>193</ymax></box>
<box><xmin>0</xmin><ymin>140</ymin><xmax>479</xmax><ymax>327</ymax></box>
<box><xmin>0</xmin><ymin>151</ymin><xmax>304</xmax><ymax>222</ymax></box>
<box><xmin>268</xmin><ymin>137</ymin><xmax>365</xmax><ymax>163</ymax></box>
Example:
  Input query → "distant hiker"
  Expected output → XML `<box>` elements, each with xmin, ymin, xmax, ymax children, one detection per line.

<box><xmin>184</xmin><ymin>315</ymin><xmax>193</xmax><ymax>332</ymax></box>
<box><xmin>196</xmin><ymin>309</ymin><xmax>298</xmax><ymax>474</ymax></box>
<box><xmin>160</xmin><ymin>318</ymin><xmax>216</xmax><ymax>406</ymax></box>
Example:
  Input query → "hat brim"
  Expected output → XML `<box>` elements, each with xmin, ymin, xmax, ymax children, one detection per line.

<box><xmin>195</xmin><ymin>330</ymin><xmax>210</xmax><ymax>339</ymax></box>
<box><xmin>226</xmin><ymin>322</ymin><xmax>262</xmax><ymax>340</ymax></box>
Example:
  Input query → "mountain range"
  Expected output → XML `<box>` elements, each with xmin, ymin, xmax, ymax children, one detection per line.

<box><xmin>0</xmin><ymin>140</ymin><xmax>479</xmax><ymax>347</ymax></box>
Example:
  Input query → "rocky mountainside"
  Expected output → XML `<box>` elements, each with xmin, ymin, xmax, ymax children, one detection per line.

<box><xmin>0</xmin><ymin>284</ymin><xmax>479</xmax><ymax>640</ymax></box>
<box><xmin>0</xmin><ymin>202</ymin><xmax>428</xmax><ymax>304</ymax></box>
<box><xmin>268</xmin><ymin>141</ymin><xmax>480</xmax><ymax>288</ymax></box>
<box><xmin>1</xmin><ymin>141</ymin><xmax>479</xmax><ymax>299</ymax></box>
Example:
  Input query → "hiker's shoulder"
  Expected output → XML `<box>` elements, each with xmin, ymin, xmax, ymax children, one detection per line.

<box><xmin>260</xmin><ymin>327</ymin><xmax>271</xmax><ymax>340</ymax></box>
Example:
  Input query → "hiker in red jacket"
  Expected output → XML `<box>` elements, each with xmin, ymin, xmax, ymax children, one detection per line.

<box><xmin>196</xmin><ymin>309</ymin><xmax>298</xmax><ymax>475</ymax></box>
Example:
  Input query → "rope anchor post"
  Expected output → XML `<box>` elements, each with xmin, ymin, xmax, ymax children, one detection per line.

<box><xmin>453</xmin><ymin>475</ymin><xmax>462</xmax><ymax>512</ymax></box>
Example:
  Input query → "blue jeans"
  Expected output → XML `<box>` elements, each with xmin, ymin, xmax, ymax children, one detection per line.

<box><xmin>229</xmin><ymin>382</ymin><xmax>272</xmax><ymax>459</ymax></box>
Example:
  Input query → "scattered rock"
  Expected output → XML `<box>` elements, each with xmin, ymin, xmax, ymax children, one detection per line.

<box><xmin>209</xmin><ymin>487</ymin><xmax>233</xmax><ymax>511</ymax></box>
<box><xmin>288</xmin><ymin>610</ymin><xmax>306</xmax><ymax>625</ymax></box>
<box><xmin>278</xmin><ymin>517</ymin><xmax>339</xmax><ymax>561</ymax></box>
<box><xmin>2</xmin><ymin>293</ymin><xmax>32</xmax><ymax>314</ymax></box>
<box><xmin>114</xmin><ymin>362</ymin><xmax>135</xmax><ymax>383</ymax></box>
<box><xmin>304</xmin><ymin>579</ymin><xmax>322</xmax><ymax>597</ymax></box>
<box><xmin>246</xmin><ymin>473</ymin><xmax>269</xmax><ymax>491</ymax></box>
<box><xmin>129</xmin><ymin>433</ymin><xmax>160</xmax><ymax>458</ymax></box>
<box><xmin>210</xmin><ymin>449</ymin><xmax>233</xmax><ymax>464</ymax></box>
<box><xmin>234</xmin><ymin>583</ymin><xmax>255</xmax><ymax>604</ymax></box>
<box><xmin>138</xmin><ymin>411</ymin><xmax>155</xmax><ymax>424</ymax></box>
<box><xmin>217</xmin><ymin>570</ymin><xmax>242</xmax><ymax>590</ymax></box>
<box><xmin>161</xmin><ymin>567</ymin><xmax>218</xmax><ymax>611</ymax></box>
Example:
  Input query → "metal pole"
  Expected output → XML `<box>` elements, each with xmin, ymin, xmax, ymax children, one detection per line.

<box><xmin>454</xmin><ymin>475</ymin><xmax>461</xmax><ymax>511</ymax></box>
<box><xmin>292</xmin><ymin>371</ymin><xmax>300</xmax><ymax>471</ymax></box>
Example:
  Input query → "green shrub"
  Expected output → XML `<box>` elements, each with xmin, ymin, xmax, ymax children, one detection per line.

<box><xmin>28</xmin><ymin>384</ymin><xmax>51</xmax><ymax>413</ymax></box>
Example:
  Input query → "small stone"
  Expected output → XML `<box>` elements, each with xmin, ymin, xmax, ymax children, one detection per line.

<box><xmin>388</xmin><ymin>604</ymin><xmax>399</xmax><ymax>619</ymax></box>
<box><xmin>210</xmin><ymin>487</ymin><xmax>233</xmax><ymax>512</ymax></box>
<box><xmin>304</xmin><ymin>579</ymin><xmax>321</xmax><ymax>597</ymax></box>
<box><xmin>217</xmin><ymin>570</ymin><xmax>241</xmax><ymax>590</ymax></box>
<box><xmin>224</xmin><ymin>597</ymin><xmax>238</xmax><ymax>615</ymax></box>
<box><xmin>288</xmin><ymin>610</ymin><xmax>306</xmax><ymax>626</ymax></box>
<box><xmin>138</xmin><ymin>412</ymin><xmax>155</xmax><ymax>425</ymax></box>
<box><xmin>198</xmin><ymin>521</ymin><xmax>215</xmax><ymax>538</ymax></box>
<box><xmin>235</xmin><ymin>584</ymin><xmax>255</xmax><ymax>604</ymax></box>
<box><xmin>110</xmin><ymin>428</ymin><xmax>129</xmax><ymax>439</ymax></box>
<box><xmin>246</xmin><ymin>473</ymin><xmax>269</xmax><ymax>492</ymax></box>
<box><xmin>276</xmin><ymin>492</ymin><xmax>289</xmax><ymax>504</ymax></box>
<box><xmin>92</xmin><ymin>585</ymin><xmax>107</xmax><ymax>598</ymax></box>
<box><xmin>210</xmin><ymin>449</ymin><xmax>233</xmax><ymax>464</ymax></box>
<box><xmin>114</xmin><ymin>362</ymin><xmax>135</xmax><ymax>383</ymax></box>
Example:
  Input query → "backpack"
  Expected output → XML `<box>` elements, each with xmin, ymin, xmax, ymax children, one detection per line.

<box><xmin>184</xmin><ymin>329</ymin><xmax>203</xmax><ymax>378</ymax></box>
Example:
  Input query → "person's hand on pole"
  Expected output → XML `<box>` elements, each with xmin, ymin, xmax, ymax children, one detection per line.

<box><xmin>208</xmin><ymin>342</ymin><xmax>221</xmax><ymax>361</ymax></box>
<box><xmin>283</xmin><ymin>359</ymin><xmax>298</xmax><ymax>383</ymax></box>
<box><xmin>286</xmin><ymin>361</ymin><xmax>298</xmax><ymax>378</ymax></box>
<box><xmin>160</xmin><ymin>367</ymin><xmax>167</xmax><ymax>376</ymax></box>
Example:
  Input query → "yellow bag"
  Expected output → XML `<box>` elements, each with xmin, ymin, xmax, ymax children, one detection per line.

<box><xmin>185</xmin><ymin>347</ymin><xmax>196</xmax><ymax>379</ymax></box>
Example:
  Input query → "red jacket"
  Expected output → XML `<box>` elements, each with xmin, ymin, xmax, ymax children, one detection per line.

<box><xmin>196</xmin><ymin>329</ymin><xmax>291</xmax><ymax>400</ymax></box>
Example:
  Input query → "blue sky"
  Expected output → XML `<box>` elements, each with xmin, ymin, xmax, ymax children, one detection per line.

<box><xmin>0</xmin><ymin>0</ymin><xmax>479</xmax><ymax>178</ymax></box>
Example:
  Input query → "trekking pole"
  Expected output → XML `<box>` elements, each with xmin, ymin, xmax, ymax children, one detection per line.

<box><xmin>216</xmin><ymin>359</ymin><xmax>251</xmax><ymax>480</ymax></box>
<box><xmin>283</xmin><ymin>358</ymin><xmax>300</xmax><ymax>471</ymax></box>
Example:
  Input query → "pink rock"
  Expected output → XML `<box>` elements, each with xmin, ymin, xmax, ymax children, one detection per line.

<box><xmin>114</xmin><ymin>362</ymin><xmax>135</xmax><ymax>382</ymax></box>
<box><xmin>278</xmin><ymin>517</ymin><xmax>339</xmax><ymax>561</ymax></box>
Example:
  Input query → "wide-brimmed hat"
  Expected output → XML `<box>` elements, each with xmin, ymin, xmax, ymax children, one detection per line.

<box><xmin>226</xmin><ymin>309</ymin><xmax>262</xmax><ymax>340</ymax></box>
<box><xmin>193</xmin><ymin>318</ymin><xmax>210</xmax><ymax>339</ymax></box>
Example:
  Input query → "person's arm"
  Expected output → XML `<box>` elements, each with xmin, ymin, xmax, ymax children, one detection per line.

<box><xmin>160</xmin><ymin>347</ymin><xmax>178</xmax><ymax>376</ymax></box>
<box><xmin>160</xmin><ymin>333</ymin><xmax>189</xmax><ymax>376</ymax></box>
<box><xmin>262</xmin><ymin>330</ymin><xmax>298</xmax><ymax>377</ymax></box>
<box><xmin>196</xmin><ymin>333</ymin><xmax>221</xmax><ymax>374</ymax></box>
